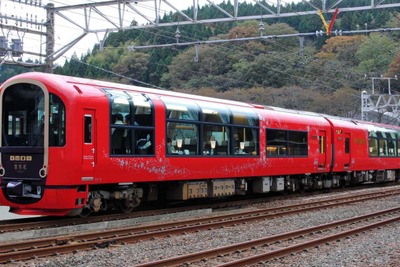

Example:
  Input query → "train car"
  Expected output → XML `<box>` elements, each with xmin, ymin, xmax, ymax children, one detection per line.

<box><xmin>0</xmin><ymin>72</ymin><xmax>399</xmax><ymax>216</ymax></box>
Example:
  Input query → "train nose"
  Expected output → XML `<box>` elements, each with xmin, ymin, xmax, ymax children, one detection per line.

<box><xmin>6</xmin><ymin>181</ymin><xmax>23</xmax><ymax>196</ymax></box>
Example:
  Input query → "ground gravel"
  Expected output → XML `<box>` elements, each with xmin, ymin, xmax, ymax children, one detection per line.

<box><xmin>8</xmin><ymin>185</ymin><xmax>400</xmax><ymax>267</ymax></box>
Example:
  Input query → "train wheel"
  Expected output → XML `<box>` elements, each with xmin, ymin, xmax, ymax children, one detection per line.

<box><xmin>79</xmin><ymin>207</ymin><xmax>92</xmax><ymax>218</ymax></box>
<box><xmin>298</xmin><ymin>183</ymin><xmax>305</xmax><ymax>193</ymax></box>
<box><xmin>119</xmin><ymin>196</ymin><xmax>141</xmax><ymax>214</ymax></box>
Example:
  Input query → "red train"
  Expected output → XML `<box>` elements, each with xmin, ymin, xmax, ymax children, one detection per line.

<box><xmin>0</xmin><ymin>72</ymin><xmax>399</xmax><ymax>216</ymax></box>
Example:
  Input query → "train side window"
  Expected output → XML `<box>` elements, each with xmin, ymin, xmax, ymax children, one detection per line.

<box><xmin>266</xmin><ymin>129</ymin><xmax>308</xmax><ymax>157</ymax></box>
<box><xmin>230</xmin><ymin>106</ymin><xmax>259</xmax><ymax>156</ymax></box>
<box><xmin>197</xmin><ymin>101</ymin><xmax>232</xmax><ymax>156</ymax></box>
<box><xmin>377</xmin><ymin>132</ymin><xmax>388</xmax><ymax>156</ymax></box>
<box><xmin>164</xmin><ymin>98</ymin><xmax>200</xmax><ymax>156</ymax></box>
<box><xmin>368</xmin><ymin>129</ymin><xmax>399</xmax><ymax>157</ymax></box>
<box><xmin>165</xmin><ymin>98</ymin><xmax>199</xmax><ymax>121</ymax></box>
<box><xmin>84</xmin><ymin>115</ymin><xmax>92</xmax><ymax>143</ymax></box>
<box><xmin>378</xmin><ymin>139</ymin><xmax>388</xmax><ymax>156</ymax></box>
<box><xmin>368</xmin><ymin>139</ymin><xmax>378</xmax><ymax>157</ymax></box>
<box><xmin>318</xmin><ymin>136</ymin><xmax>324</xmax><ymax>154</ymax></box>
<box><xmin>398</xmin><ymin>132</ymin><xmax>400</xmax><ymax>156</ymax></box>
<box><xmin>387</xmin><ymin>139</ymin><xmax>396</xmax><ymax>157</ymax></box>
<box><xmin>344</xmin><ymin>137</ymin><xmax>350</xmax><ymax>154</ymax></box>
<box><xmin>197</xmin><ymin>101</ymin><xmax>230</xmax><ymax>124</ymax></box>
<box><xmin>386</xmin><ymin>132</ymin><xmax>397</xmax><ymax>157</ymax></box>
<box><xmin>105</xmin><ymin>89</ymin><xmax>155</xmax><ymax>156</ymax></box>
<box><xmin>266</xmin><ymin>129</ymin><xmax>287</xmax><ymax>156</ymax></box>
<box><xmin>368</xmin><ymin>131</ymin><xmax>378</xmax><ymax>156</ymax></box>
<box><xmin>397</xmin><ymin>133</ymin><xmax>400</xmax><ymax>157</ymax></box>
<box><xmin>233</xmin><ymin>127</ymin><xmax>257</xmax><ymax>155</ymax></box>
<box><xmin>167</xmin><ymin>122</ymin><xmax>199</xmax><ymax>155</ymax></box>
<box><xmin>49</xmin><ymin>94</ymin><xmax>66</xmax><ymax>147</ymax></box>
<box><xmin>289</xmin><ymin>131</ymin><xmax>308</xmax><ymax>156</ymax></box>
<box><xmin>204</xmin><ymin>125</ymin><xmax>229</xmax><ymax>155</ymax></box>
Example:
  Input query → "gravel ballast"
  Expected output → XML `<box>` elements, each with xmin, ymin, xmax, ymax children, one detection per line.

<box><xmin>7</xmin><ymin>186</ymin><xmax>400</xmax><ymax>267</ymax></box>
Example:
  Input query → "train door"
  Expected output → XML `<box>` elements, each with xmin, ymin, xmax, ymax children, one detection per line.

<box><xmin>318</xmin><ymin>130</ymin><xmax>327</xmax><ymax>169</ymax></box>
<box><xmin>343</xmin><ymin>132</ymin><xmax>351</xmax><ymax>168</ymax></box>
<box><xmin>82</xmin><ymin>110</ymin><xmax>96</xmax><ymax>181</ymax></box>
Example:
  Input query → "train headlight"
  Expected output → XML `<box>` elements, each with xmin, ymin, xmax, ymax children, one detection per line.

<box><xmin>37</xmin><ymin>186</ymin><xmax>42</xmax><ymax>195</ymax></box>
<box><xmin>6</xmin><ymin>181</ymin><xmax>23</xmax><ymax>196</ymax></box>
<box><xmin>39</xmin><ymin>168</ymin><xmax>47</xmax><ymax>178</ymax></box>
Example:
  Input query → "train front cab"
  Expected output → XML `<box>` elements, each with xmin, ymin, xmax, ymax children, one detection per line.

<box><xmin>0</xmin><ymin>77</ymin><xmax>83</xmax><ymax>216</ymax></box>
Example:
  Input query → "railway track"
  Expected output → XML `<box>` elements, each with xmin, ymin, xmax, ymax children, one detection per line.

<box><xmin>0</xmin><ymin>185</ymin><xmax>398</xmax><ymax>234</ymax></box>
<box><xmin>136</xmin><ymin>207</ymin><xmax>400</xmax><ymax>267</ymax></box>
<box><xmin>0</xmin><ymin>188</ymin><xmax>399</xmax><ymax>263</ymax></box>
<box><xmin>0</xmin><ymin>193</ymin><xmax>280</xmax><ymax>233</ymax></box>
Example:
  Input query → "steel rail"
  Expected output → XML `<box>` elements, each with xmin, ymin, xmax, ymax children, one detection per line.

<box><xmin>217</xmin><ymin>213</ymin><xmax>400</xmax><ymax>267</ymax></box>
<box><xmin>1</xmin><ymin>187</ymin><xmax>399</xmax><ymax>234</ymax></box>
<box><xmin>135</xmin><ymin>207</ymin><xmax>400</xmax><ymax>267</ymax></box>
<box><xmin>0</xmin><ymin>189</ymin><xmax>399</xmax><ymax>263</ymax></box>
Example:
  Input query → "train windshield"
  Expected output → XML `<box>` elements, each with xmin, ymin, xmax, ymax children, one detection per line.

<box><xmin>1</xmin><ymin>83</ymin><xmax>66</xmax><ymax>147</ymax></box>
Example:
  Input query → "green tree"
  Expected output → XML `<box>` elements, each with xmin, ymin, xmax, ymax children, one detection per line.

<box><xmin>85</xmin><ymin>47</ymin><xmax>124</xmax><ymax>79</ymax></box>
<box><xmin>112</xmin><ymin>51</ymin><xmax>150</xmax><ymax>85</ymax></box>
<box><xmin>356</xmin><ymin>33</ymin><xmax>399</xmax><ymax>75</ymax></box>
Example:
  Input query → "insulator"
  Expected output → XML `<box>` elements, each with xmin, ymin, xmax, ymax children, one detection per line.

<box><xmin>175</xmin><ymin>27</ymin><xmax>180</xmax><ymax>43</ymax></box>
<box><xmin>193</xmin><ymin>43</ymin><xmax>199</xmax><ymax>63</ymax></box>
<box><xmin>258</xmin><ymin>22</ymin><xmax>264</xmax><ymax>31</ymax></box>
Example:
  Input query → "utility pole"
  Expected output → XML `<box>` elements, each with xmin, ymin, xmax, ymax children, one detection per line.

<box><xmin>45</xmin><ymin>3</ymin><xmax>55</xmax><ymax>73</ymax></box>
<box><xmin>361</xmin><ymin>90</ymin><xmax>368</xmax><ymax>121</ymax></box>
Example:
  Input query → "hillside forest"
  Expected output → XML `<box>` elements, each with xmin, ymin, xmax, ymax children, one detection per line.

<box><xmin>1</xmin><ymin>0</ymin><xmax>400</xmax><ymax>119</ymax></box>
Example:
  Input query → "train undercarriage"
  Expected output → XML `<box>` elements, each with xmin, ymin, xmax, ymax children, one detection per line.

<box><xmin>78</xmin><ymin>169</ymin><xmax>399</xmax><ymax>217</ymax></box>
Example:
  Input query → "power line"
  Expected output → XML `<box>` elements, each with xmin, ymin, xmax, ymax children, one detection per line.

<box><xmin>2</xmin><ymin>0</ymin><xmax>400</xmax><ymax>70</ymax></box>
<box><xmin>127</xmin><ymin>27</ymin><xmax>400</xmax><ymax>50</ymax></box>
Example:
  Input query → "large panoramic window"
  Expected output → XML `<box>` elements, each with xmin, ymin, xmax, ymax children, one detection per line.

<box><xmin>198</xmin><ymin>102</ymin><xmax>231</xmax><ymax>155</ymax></box>
<box><xmin>368</xmin><ymin>129</ymin><xmax>399</xmax><ymax>157</ymax></box>
<box><xmin>229</xmin><ymin>106</ymin><xmax>259</xmax><ymax>156</ymax></box>
<box><xmin>105</xmin><ymin>89</ymin><xmax>154</xmax><ymax>155</ymax></box>
<box><xmin>164</xmin><ymin>98</ymin><xmax>200</xmax><ymax>155</ymax></box>
<box><xmin>163</xmin><ymin>97</ymin><xmax>259</xmax><ymax>157</ymax></box>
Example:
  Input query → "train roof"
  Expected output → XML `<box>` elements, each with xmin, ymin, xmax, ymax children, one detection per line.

<box><xmin>263</xmin><ymin>105</ymin><xmax>400</xmax><ymax>131</ymax></box>
<box><xmin>5</xmin><ymin>72</ymin><xmax>258</xmax><ymax>110</ymax></box>
<box><xmin>2</xmin><ymin>72</ymin><xmax>400</xmax><ymax>132</ymax></box>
